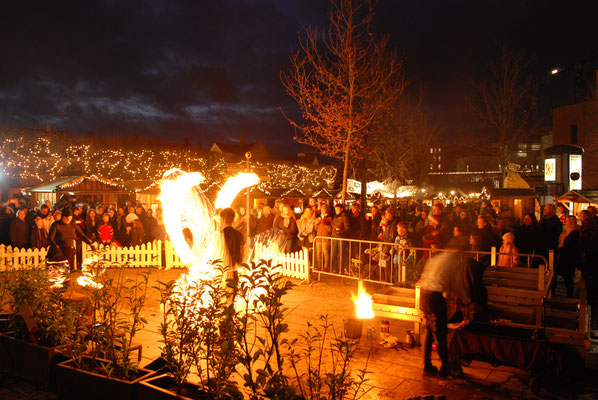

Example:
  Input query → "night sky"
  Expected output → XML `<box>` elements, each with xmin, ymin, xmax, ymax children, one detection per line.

<box><xmin>1</xmin><ymin>0</ymin><xmax>597</xmax><ymax>157</ymax></box>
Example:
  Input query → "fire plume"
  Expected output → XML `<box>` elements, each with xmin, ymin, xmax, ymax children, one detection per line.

<box><xmin>159</xmin><ymin>170</ymin><xmax>259</xmax><ymax>279</ymax></box>
<box><xmin>214</xmin><ymin>172</ymin><xmax>259</xmax><ymax>210</ymax></box>
<box><xmin>352</xmin><ymin>280</ymin><xmax>374</xmax><ymax>319</ymax></box>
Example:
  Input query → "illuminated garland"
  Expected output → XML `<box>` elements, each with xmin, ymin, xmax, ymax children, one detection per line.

<box><xmin>0</xmin><ymin>129</ymin><xmax>336</xmax><ymax>194</ymax></box>
<box><xmin>313</xmin><ymin>188</ymin><xmax>333</xmax><ymax>198</ymax></box>
<box><xmin>281</xmin><ymin>187</ymin><xmax>307</xmax><ymax>197</ymax></box>
<box><xmin>58</xmin><ymin>174</ymin><xmax>125</xmax><ymax>189</ymax></box>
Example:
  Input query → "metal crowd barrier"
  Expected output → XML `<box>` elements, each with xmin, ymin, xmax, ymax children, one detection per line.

<box><xmin>311</xmin><ymin>236</ymin><xmax>552</xmax><ymax>288</ymax></box>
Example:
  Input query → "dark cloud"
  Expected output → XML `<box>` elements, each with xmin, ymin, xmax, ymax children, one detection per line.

<box><xmin>1</xmin><ymin>0</ymin><xmax>597</xmax><ymax>155</ymax></box>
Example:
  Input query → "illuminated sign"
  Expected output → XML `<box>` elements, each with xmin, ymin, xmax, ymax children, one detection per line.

<box><xmin>544</xmin><ymin>158</ymin><xmax>556</xmax><ymax>181</ymax></box>
<box><xmin>569</xmin><ymin>154</ymin><xmax>582</xmax><ymax>190</ymax></box>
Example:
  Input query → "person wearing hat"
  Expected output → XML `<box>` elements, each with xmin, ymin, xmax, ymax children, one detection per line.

<box><xmin>497</xmin><ymin>232</ymin><xmax>520</xmax><ymax>267</ymax></box>
<box><xmin>48</xmin><ymin>208</ymin><xmax>94</xmax><ymax>272</ymax></box>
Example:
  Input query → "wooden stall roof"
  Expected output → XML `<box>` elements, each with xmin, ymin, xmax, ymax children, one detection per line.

<box><xmin>558</xmin><ymin>190</ymin><xmax>593</xmax><ymax>204</ymax></box>
<box><xmin>313</xmin><ymin>188</ymin><xmax>333</xmax><ymax>198</ymax></box>
<box><xmin>487</xmin><ymin>188</ymin><xmax>537</xmax><ymax>199</ymax></box>
<box><xmin>29</xmin><ymin>174</ymin><xmax>128</xmax><ymax>193</ymax></box>
<box><xmin>272</xmin><ymin>187</ymin><xmax>309</xmax><ymax>199</ymax></box>
<box><xmin>28</xmin><ymin>176</ymin><xmax>80</xmax><ymax>192</ymax></box>
<box><xmin>249</xmin><ymin>185</ymin><xmax>272</xmax><ymax>197</ymax></box>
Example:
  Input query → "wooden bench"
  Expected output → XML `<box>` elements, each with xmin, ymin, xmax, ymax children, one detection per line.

<box><xmin>372</xmin><ymin>286</ymin><xmax>422</xmax><ymax>340</ymax></box>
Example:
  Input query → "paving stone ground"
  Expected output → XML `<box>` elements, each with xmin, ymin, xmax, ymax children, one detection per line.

<box><xmin>2</xmin><ymin>268</ymin><xmax>598</xmax><ymax>399</ymax></box>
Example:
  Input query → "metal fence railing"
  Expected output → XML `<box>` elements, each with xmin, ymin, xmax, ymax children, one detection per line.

<box><xmin>311</xmin><ymin>236</ymin><xmax>553</xmax><ymax>290</ymax></box>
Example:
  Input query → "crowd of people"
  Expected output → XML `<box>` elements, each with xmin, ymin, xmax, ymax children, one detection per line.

<box><xmin>238</xmin><ymin>198</ymin><xmax>596</xmax><ymax>301</ymax></box>
<box><xmin>1</xmin><ymin>195</ymin><xmax>596</xmax><ymax>302</ymax></box>
<box><xmin>0</xmin><ymin>199</ymin><xmax>167</xmax><ymax>270</ymax></box>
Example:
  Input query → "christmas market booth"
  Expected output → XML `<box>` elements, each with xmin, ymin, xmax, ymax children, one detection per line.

<box><xmin>27</xmin><ymin>174</ymin><xmax>132</xmax><ymax>207</ymax></box>
<box><xmin>557</xmin><ymin>190</ymin><xmax>598</xmax><ymax>216</ymax></box>
<box><xmin>486</xmin><ymin>188</ymin><xmax>538</xmax><ymax>223</ymax></box>
<box><xmin>270</xmin><ymin>187</ymin><xmax>308</xmax><ymax>210</ymax></box>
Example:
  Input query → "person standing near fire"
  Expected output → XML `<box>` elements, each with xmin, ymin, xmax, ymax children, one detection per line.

<box><xmin>417</xmin><ymin>249</ymin><xmax>471</xmax><ymax>377</ymax></box>
<box><xmin>48</xmin><ymin>208</ymin><xmax>94</xmax><ymax>272</ymax></box>
<box><xmin>219</xmin><ymin>207</ymin><xmax>245</xmax><ymax>280</ymax></box>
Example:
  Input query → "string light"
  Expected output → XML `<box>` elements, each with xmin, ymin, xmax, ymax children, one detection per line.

<box><xmin>0</xmin><ymin>129</ymin><xmax>337</xmax><ymax>194</ymax></box>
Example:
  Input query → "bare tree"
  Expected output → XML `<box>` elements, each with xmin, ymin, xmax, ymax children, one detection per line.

<box><xmin>281</xmin><ymin>0</ymin><xmax>404</xmax><ymax>204</ymax></box>
<box><xmin>469</xmin><ymin>45</ymin><xmax>537</xmax><ymax>184</ymax></box>
<box><xmin>369</xmin><ymin>97</ymin><xmax>441</xmax><ymax>187</ymax></box>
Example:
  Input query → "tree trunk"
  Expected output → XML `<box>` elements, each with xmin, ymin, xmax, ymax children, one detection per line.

<box><xmin>341</xmin><ymin>133</ymin><xmax>352</xmax><ymax>205</ymax></box>
<box><xmin>360</xmin><ymin>156</ymin><xmax>368</xmax><ymax>216</ymax></box>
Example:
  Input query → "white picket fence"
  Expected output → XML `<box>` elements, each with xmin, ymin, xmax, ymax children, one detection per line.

<box><xmin>252</xmin><ymin>243</ymin><xmax>310</xmax><ymax>281</ymax></box>
<box><xmin>82</xmin><ymin>241</ymin><xmax>162</xmax><ymax>268</ymax></box>
<box><xmin>0</xmin><ymin>240</ymin><xmax>310</xmax><ymax>281</ymax></box>
<box><xmin>164</xmin><ymin>240</ymin><xmax>186</xmax><ymax>269</ymax></box>
<box><xmin>0</xmin><ymin>245</ymin><xmax>48</xmax><ymax>270</ymax></box>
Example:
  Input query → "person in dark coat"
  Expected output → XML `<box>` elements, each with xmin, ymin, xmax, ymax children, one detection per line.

<box><xmin>474</xmin><ymin>215</ymin><xmax>500</xmax><ymax>252</ymax></box>
<box><xmin>220</xmin><ymin>207</ymin><xmax>244</xmax><ymax>276</ymax></box>
<box><xmin>579</xmin><ymin>210</ymin><xmax>597</xmax><ymax>303</ymax></box>
<box><xmin>432</xmin><ymin>203</ymin><xmax>453</xmax><ymax>248</ymax></box>
<box><xmin>10</xmin><ymin>209</ymin><xmax>29</xmax><ymax>248</ymax></box>
<box><xmin>48</xmin><ymin>208</ymin><xmax>93</xmax><ymax>271</ymax></box>
<box><xmin>515</xmin><ymin>213</ymin><xmax>540</xmax><ymax>267</ymax></box>
<box><xmin>539</xmin><ymin>204</ymin><xmax>563</xmax><ymax>259</ymax></box>
<box><xmin>348</xmin><ymin>203</ymin><xmax>366</xmax><ymax>240</ymax></box>
<box><xmin>31</xmin><ymin>217</ymin><xmax>49</xmax><ymax>249</ymax></box>
<box><xmin>256</xmin><ymin>205</ymin><xmax>275</xmax><ymax>235</ymax></box>
<box><xmin>130</xmin><ymin>219</ymin><xmax>145</xmax><ymax>247</ymax></box>
<box><xmin>83</xmin><ymin>208</ymin><xmax>100</xmax><ymax>242</ymax></box>
<box><xmin>272</xmin><ymin>204</ymin><xmax>298</xmax><ymax>253</ymax></box>
<box><xmin>0</xmin><ymin>206</ymin><xmax>14</xmax><ymax>245</ymax></box>
<box><xmin>365</xmin><ymin>205</ymin><xmax>382</xmax><ymax>242</ymax></box>
<box><xmin>314</xmin><ymin>204</ymin><xmax>333</xmax><ymax>271</ymax></box>
<box><xmin>473</xmin><ymin>215</ymin><xmax>500</xmax><ymax>266</ymax></box>
<box><xmin>145</xmin><ymin>208</ymin><xmax>158</xmax><ymax>242</ymax></box>
<box><xmin>554</xmin><ymin>215</ymin><xmax>580</xmax><ymax>298</ymax></box>
<box><xmin>348</xmin><ymin>203</ymin><xmax>365</xmax><ymax>260</ymax></box>
<box><xmin>330</xmin><ymin>204</ymin><xmax>350</xmax><ymax>273</ymax></box>
<box><xmin>413</xmin><ymin>209</ymin><xmax>429</xmax><ymax>247</ymax></box>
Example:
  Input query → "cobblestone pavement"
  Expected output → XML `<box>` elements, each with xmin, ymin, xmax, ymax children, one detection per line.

<box><xmin>2</xmin><ymin>268</ymin><xmax>598</xmax><ymax>399</ymax></box>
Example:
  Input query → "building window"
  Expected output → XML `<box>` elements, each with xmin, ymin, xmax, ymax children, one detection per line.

<box><xmin>570</xmin><ymin>125</ymin><xmax>578</xmax><ymax>144</ymax></box>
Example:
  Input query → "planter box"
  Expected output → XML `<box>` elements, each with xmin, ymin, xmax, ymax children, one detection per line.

<box><xmin>139</xmin><ymin>374</ymin><xmax>210</xmax><ymax>400</ymax></box>
<box><xmin>0</xmin><ymin>333</ymin><xmax>66</xmax><ymax>387</ymax></box>
<box><xmin>56</xmin><ymin>358</ymin><xmax>154</xmax><ymax>400</ymax></box>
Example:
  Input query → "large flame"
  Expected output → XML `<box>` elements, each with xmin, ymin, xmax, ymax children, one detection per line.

<box><xmin>159</xmin><ymin>169</ymin><xmax>259</xmax><ymax>279</ymax></box>
<box><xmin>352</xmin><ymin>280</ymin><xmax>374</xmax><ymax>319</ymax></box>
<box><xmin>214</xmin><ymin>172</ymin><xmax>259</xmax><ymax>210</ymax></box>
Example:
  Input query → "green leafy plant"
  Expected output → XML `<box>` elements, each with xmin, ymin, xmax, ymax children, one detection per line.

<box><xmin>63</xmin><ymin>248</ymin><xmax>149</xmax><ymax>380</ymax></box>
<box><xmin>287</xmin><ymin>315</ymin><xmax>371</xmax><ymax>400</ymax></box>
<box><xmin>157</xmin><ymin>262</ymin><xmax>241</xmax><ymax>399</ymax></box>
<box><xmin>5</xmin><ymin>266</ymin><xmax>82</xmax><ymax>347</ymax></box>
<box><xmin>233</xmin><ymin>259</ymin><xmax>297</xmax><ymax>399</ymax></box>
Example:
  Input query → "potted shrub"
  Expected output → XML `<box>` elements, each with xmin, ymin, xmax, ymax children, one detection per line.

<box><xmin>56</xmin><ymin>251</ymin><xmax>153</xmax><ymax>400</ymax></box>
<box><xmin>140</xmin><ymin>260</ymin><xmax>297</xmax><ymax>400</ymax></box>
<box><xmin>0</xmin><ymin>265</ymin><xmax>80</xmax><ymax>386</ymax></box>
<box><xmin>140</xmin><ymin>262</ymin><xmax>240</xmax><ymax>400</ymax></box>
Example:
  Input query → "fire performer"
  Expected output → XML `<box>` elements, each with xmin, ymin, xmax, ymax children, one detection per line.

<box><xmin>417</xmin><ymin>250</ymin><xmax>471</xmax><ymax>377</ymax></box>
<box><xmin>220</xmin><ymin>207</ymin><xmax>245</xmax><ymax>279</ymax></box>
<box><xmin>48</xmin><ymin>208</ymin><xmax>94</xmax><ymax>272</ymax></box>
